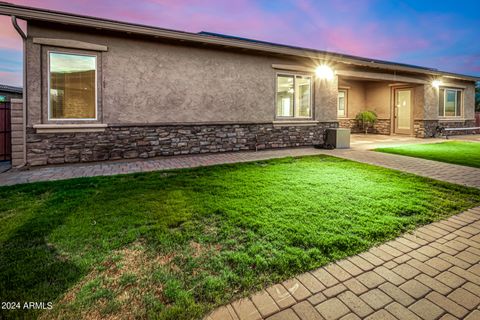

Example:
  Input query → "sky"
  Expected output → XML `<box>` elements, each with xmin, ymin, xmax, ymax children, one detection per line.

<box><xmin>0</xmin><ymin>0</ymin><xmax>479</xmax><ymax>86</ymax></box>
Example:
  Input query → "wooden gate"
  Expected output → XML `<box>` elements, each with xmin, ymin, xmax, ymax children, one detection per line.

<box><xmin>0</xmin><ymin>102</ymin><xmax>11</xmax><ymax>161</ymax></box>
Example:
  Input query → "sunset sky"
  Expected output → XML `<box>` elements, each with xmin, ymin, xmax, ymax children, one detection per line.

<box><xmin>0</xmin><ymin>0</ymin><xmax>479</xmax><ymax>86</ymax></box>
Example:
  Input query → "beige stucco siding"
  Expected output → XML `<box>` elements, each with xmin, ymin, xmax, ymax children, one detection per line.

<box><xmin>101</xmin><ymin>40</ymin><xmax>276</xmax><ymax>123</ymax></box>
<box><xmin>338</xmin><ymin>79</ymin><xmax>365</xmax><ymax>119</ymax></box>
<box><xmin>25</xmin><ymin>23</ymin><xmax>476</xmax><ymax>129</ymax></box>
<box><xmin>462</xmin><ymin>83</ymin><xmax>476</xmax><ymax>120</ymax></box>
<box><xmin>422</xmin><ymin>80</ymin><xmax>476</xmax><ymax>120</ymax></box>
<box><xmin>364</xmin><ymin>82</ymin><xmax>391</xmax><ymax>119</ymax></box>
<box><xmin>26</xmin><ymin>23</ymin><xmax>340</xmax><ymax>126</ymax></box>
<box><xmin>413</xmin><ymin>85</ymin><xmax>425</xmax><ymax>120</ymax></box>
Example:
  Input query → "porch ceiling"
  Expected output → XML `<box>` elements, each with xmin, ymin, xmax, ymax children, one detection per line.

<box><xmin>337</xmin><ymin>69</ymin><xmax>427</xmax><ymax>85</ymax></box>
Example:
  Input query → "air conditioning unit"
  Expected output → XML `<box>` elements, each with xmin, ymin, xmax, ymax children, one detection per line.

<box><xmin>325</xmin><ymin>128</ymin><xmax>351</xmax><ymax>149</ymax></box>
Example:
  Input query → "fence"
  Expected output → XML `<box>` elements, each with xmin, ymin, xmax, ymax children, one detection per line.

<box><xmin>0</xmin><ymin>102</ymin><xmax>11</xmax><ymax>161</ymax></box>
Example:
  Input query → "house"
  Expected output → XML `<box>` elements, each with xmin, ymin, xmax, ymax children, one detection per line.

<box><xmin>0</xmin><ymin>84</ymin><xmax>22</xmax><ymax>102</ymax></box>
<box><xmin>0</xmin><ymin>3</ymin><xmax>478</xmax><ymax>167</ymax></box>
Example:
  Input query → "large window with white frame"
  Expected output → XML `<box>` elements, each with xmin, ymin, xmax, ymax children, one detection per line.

<box><xmin>439</xmin><ymin>88</ymin><xmax>462</xmax><ymax>117</ymax></box>
<box><xmin>276</xmin><ymin>74</ymin><xmax>312</xmax><ymax>118</ymax></box>
<box><xmin>338</xmin><ymin>89</ymin><xmax>347</xmax><ymax>118</ymax></box>
<box><xmin>48</xmin><ymin>52</ymin><xmax>97</xmax><ymax>120</ymax></box>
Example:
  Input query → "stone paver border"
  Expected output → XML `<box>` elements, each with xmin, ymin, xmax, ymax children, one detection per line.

<box><xmin>206</xmin><ymin>207</ymin><xmax>480</xmax><ymax>320</ymax></box>
<box><xmin>1</xmin><ymin>146</ymin><xmax>480</xmax><ymax>188</ymax></box>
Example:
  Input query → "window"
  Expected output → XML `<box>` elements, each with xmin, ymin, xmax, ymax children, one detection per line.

<box><xmin>439</xmin><ymin>88</ymin><xmax>462</xmax><ymax>117</ymax></box>
<box><xmin>0</xmin><ymin>96</ymin><xmax>6</xmax><ymax>102</ymax></box>
<box><xmin>276</xmin><ymin>74</ymin><xmax>312</xmax><ymax>118</ymax></box>
<box><xmin>49</xmin><ymin>52</ymin><xmax>97</xmax><ymax>120</ymax></box>
<box><xmin>338</xmin><ymin>89</ymin><xmax>347</xmax><ymax>117</ymax></box>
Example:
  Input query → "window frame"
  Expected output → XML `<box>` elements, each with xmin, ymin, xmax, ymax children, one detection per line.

<box><xmin>337</xmin><ymin>89</ymin><xmax>348</xmax><ymax>118</ymax></box>
<box><xmin>47</xmin><ymin>50</ymin><xmax>98</xmax><ymax>121</ymax></box>
<box><xmin>275</xmin><ymin>72</ymin><xmax>313</xmax><ymax>120</ymax></box>
<box><xmin>439</xmin><ymin>87</ymin><xmax>463</xmax><ymax>118</ymax></box>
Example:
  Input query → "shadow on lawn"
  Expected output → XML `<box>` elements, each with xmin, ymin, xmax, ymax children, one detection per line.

<box><xmin>0</xmin><ymin>198</ymin><xmax>83</xmax><ymax>319</ymax></box>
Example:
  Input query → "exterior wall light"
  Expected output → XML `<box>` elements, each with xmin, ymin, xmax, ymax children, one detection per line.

<box><xmin>432</xmin><ymin>80</ymin><xmax>442</xmax><ymax>88</ymax></box>
<box><xmin>315</xmin><ymin>65</ymin><xmax>334</xmax><ymax>80</ymax></box>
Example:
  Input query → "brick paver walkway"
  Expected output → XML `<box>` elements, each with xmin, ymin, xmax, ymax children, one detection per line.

<box><xmin>206</xmin><ymin>207</ymin><xmax>480</xmax><ymax>320</ymax></box>
<box><xmin>0</xmin><ymin>148</ymin><xmax>326</xmax><ymax>186</ymax></box>
<box><xmin>331</xmin><ymin>149</ymin><xmax>480</xmax><ymax>189</ymax></box>
<box><xmin>1</xmin><ymin>145</ymin><xmax>480</xmax><ymax>188</ymax></box>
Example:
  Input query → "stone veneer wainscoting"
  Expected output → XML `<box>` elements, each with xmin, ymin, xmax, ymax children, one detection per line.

<box><xmin>338</xmin><ymin>118</ymin><xmax>391</xmax><ymax>135</ymax></box>
<box><xmin>414</xmin><ymin>120</ymin><xmax>478</xmax><ymax>138</ymax></box>
<box><xmin>25</xmin><ymin>122</ymin><xmax>338</xmax><ymax>166</ymax></box>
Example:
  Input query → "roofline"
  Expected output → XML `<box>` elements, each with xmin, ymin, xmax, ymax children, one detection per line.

<box><xmin>0</xmin><ymin>2</ymin><xmax>478</xmax><ymax>82</ymax></box>
<box><xmin>0</xmin><ymin>84</ymin><xmax>23</xmax><ymax>93</ymax></box>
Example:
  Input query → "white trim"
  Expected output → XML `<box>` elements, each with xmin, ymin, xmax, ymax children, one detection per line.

<box><xmin>47</xmin><ymin>51</ymin><xmax>98</xmax><ymax>121</ymax></box>
<box><xmin>275</xmin><ymin>72</ymin><xmax>314</xmax><ymax>120</ymax></box>
<box><xmin>33</xmin><ymin>123</ymin><xmax>107</xmax><ymax>133</ymax></box>
<box><xmin>439</xmin><ymin>87</ymin><xmax>463</xmax><ymax>118</ymax></box>
<box><xmin>337</xmin><ymin>89</ymin><xmax>348</xmax><ymax>118</ymax></box>
<box><xmin>272</xmin><ymin>120</ymin><xmax>319</xmax><ymax>127</ymax></box>
<box><xmin>438</xmin><ymin>118</ymin><xmax>470</xmax><ymax>122</ymax></box>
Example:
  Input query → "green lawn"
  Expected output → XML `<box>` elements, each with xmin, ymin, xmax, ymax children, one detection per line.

<box><xmin>1</xmin><ymin>155</ymin><xmax>480</xmax><ymax>320</ymax></box>
<box><xmin>376</xmin><ymin>141</ymin><xmax>480</xmax><ymax>168</ymax></box>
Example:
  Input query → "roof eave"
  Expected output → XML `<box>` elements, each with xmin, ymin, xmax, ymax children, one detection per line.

<box><xmin>0</xmin><ymin>2</ymin><xmax>478</xmax><ymax>82</ymax></box>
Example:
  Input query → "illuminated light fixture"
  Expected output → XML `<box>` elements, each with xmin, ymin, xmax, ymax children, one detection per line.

<box><xmin>432</xmin><ymin>80</ymin><xmax>442</xmax><ymax>88</ymax></box>
<box><xmin>315</xmin><ymin>65</ymin><xmax>334</xmax><ymax>80</ymax></box>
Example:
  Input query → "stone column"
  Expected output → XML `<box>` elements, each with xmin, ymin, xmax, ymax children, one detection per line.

<box><xmin>10</xmin><ymin>99</ymin><xmax>25</xmax><ymax>167</ymax></box>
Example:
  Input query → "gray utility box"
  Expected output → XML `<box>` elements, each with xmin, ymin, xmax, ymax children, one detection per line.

<box><xmin>325</xmin><ymin>128</ymin><xmax>351</xmax><ymax>149</ymax></box>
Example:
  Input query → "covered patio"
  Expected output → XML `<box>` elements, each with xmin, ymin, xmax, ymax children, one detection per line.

<box><xmin>336</xmin><ymin>70</ymin><xmax>437</xmax><ymax>137</ymax></box>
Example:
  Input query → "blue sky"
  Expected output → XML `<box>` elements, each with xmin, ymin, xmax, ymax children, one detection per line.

<box><xmin>0</xmin><ymin>0</ymin><xmax>479</xmax><ymax>86</ymax></box>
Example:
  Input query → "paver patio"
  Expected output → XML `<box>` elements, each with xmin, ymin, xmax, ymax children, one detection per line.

<box><xmin>206</xmin><ymin>206</ymin><xmax>480</xmax><ymax>320</ymax></box>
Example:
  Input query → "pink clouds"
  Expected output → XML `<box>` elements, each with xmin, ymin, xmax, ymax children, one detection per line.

<box><xmin>0</xmin><ymin>70</ymin><xmax>22</xmax><ymax>86</ymax></box>
<box><xmin>0</xmin><ymin>0</ymin><xmax>478</xmax><ymax>87</ymax></box>
<box><xmin>0</xmin><ymin>16</ymin><xmax>24</xmax><ymax>50</ymax></box>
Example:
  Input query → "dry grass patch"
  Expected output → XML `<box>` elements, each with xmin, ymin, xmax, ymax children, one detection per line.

<box><xmin>41</xmin><ymin>242</ymin><xmax>172</xmax><ymax>320</ymax></box>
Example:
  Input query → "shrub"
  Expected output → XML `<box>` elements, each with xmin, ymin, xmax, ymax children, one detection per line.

<box><xmin>356</xmin><ymin>111</ymin><xmax>378</xmax><ymax>134</ymax></box>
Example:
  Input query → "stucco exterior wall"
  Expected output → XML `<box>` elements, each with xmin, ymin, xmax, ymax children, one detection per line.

<box><xmin>26</xmin><ymin>23</ymin><xmax>338</xmax><ymax>126</ymax></box>
<box><xmin>463</xmin><ymin>83</ymin><xmax>476</xmax><ymax>120</ymax></box>
<box><xmin>423</xmin><ymin>85</ymin><xmax>438</xmax><ymax>120</ymax></box>
<box><xmin>364</xmin><ymin>82</ymin><xmax>391</xmax><ymax>119</ymax></box>
<box><xmin>422</xmin><ymin>81</ymin><xmax>476</xmax><ymax>121</ymax></box>
<box><xmin>413</xmin><ymin>85</ymin><xmax>425</xmax><ymax>120</ymax></box>
<box><xmin>315</xmin><ymin>76</ymin><xmax>339</xmax><ymax>122</ymax></box>
<box><xmin>338</xmin><ymin>79</ymin><xmax>365</xmax><ymax>119</ymax></box>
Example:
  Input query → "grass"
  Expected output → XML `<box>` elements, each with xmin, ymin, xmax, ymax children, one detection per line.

<box><xmin>1</xmin><ymin>155</ymin><xmax>480</xmax><ymax>319</ymax></box>
<box><xmin>376</xmin><ymin>141</ymin><xmax>480</xmax><ymax>168</ymax></box>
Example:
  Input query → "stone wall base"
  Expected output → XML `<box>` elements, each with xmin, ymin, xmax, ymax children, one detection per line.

<box><xmin>26</xmin><ymin>122</ymin><xmax>338</xmax><ymax>166</ymax></box>
<box><xmin>414</xmin><ymin>120</ymin><xmax>478</xmax><ymax>138</ymax></box>
<box><xmin>338</xmin><ymin>118</ymin><xmax>391</xmax><ymax>135</ymax></box>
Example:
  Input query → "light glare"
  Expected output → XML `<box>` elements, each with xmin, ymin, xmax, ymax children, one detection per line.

<box><xmin>432</xmin><ymin>80</ymin><xmax>442</xmax><ymax>88</ymax></box>
<box><xmin>315</xmin><ymin>65</ymin><xmax>334</xmax><ymax>80</ymax></box>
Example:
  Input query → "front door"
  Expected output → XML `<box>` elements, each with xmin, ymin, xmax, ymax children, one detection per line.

<box><xmin>394</xmin><ymin>88</ymin><xmax>412</xmax><ymax>135</ymax></box>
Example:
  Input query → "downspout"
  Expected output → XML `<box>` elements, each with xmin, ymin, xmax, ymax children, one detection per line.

<box><xmin>11</xmin><ymin>16</ymin><xmax>27</xmax><ymax>167</ymax></box>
